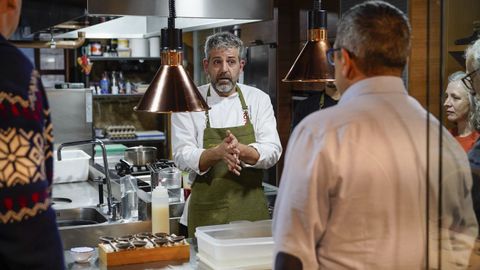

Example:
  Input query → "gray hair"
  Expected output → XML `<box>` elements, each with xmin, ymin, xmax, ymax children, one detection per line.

<box><xmin>465</xmin><ymin>39</ymin><xmax>480</xmax><ymax>131</ymax></box>
<box><xmin>448</xmin><ymin>71</ymin><xmax>480</xmax><ymax>131</ymax></box>
<box><xmin>466</xmin><ymin>39</ymin><xmax>480</xmax><ymax>71</ymax></box>
<box><xmin>334</xmin><ymin>1</ymin><xmax>411</xmax><ymax>75</ymax></box>
<box><xmin>204</xmin><ymin>32</ymin><xmax>245</xmax><ymax>60</ymax></box>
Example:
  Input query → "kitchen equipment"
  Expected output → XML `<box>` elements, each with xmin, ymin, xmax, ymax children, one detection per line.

<box><xmin>148</xmin><ymin>160</ymin><xmax>175</xmax><ymax>188</ymax></box>
<box><xmin>47</xmin><ymin>89</ymin><xmax>93</xmax><ymax>151</ymax></box>
<box><xmin>98</xmin><ymin>233</ymin><xmax>189</xmax><ymax>266</ymax></box>
<box><xmin>120</xmin><ymin>174</ymin><xmax>138</xmax><ymax>221</ymax></box>
<box><xmin>149</xmin><ymin>164</ymin><xmax>182</xmax><ymax>202</ymax></box>
<box><xmin>124</xmin><ymin>146</ymin><xmax>157</xmax><ymax>166</ymax></box>
<box><xmin>70</xmin><ymin>246</ymin><xmax>95</xmax><ymax>263</ymax></box>
<box><xmin>243</xmin><ymin>43</ymin><xmax>278</xmax><ymax>186</ymax></box>
<box><xmin>195</xmin><ymin>219</ymin><xmax>274</xmax><ymax>269</ymax></box>
<box><xmin>53</xmin><ymin>150</ymin><xmax>90</xmax><ymax>183</ymax></box>
<box><xmin>129</xmin><ymin>38</ymin><xmax>149</xmax><ymax>57</ymax></box>
<box><xmin>149</xmin><ymin>37</ymin><xmax>160</xmax><ymax>57</ymax></box>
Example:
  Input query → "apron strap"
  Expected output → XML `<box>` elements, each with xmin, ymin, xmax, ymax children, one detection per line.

<box><xmin>205</xmin><ymin>85</ymin><xmax>251</xmax><ymax>128</ymax></box>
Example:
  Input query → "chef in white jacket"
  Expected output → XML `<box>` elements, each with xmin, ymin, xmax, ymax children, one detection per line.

<box><xmin>171</xmin><ymin>32</ymin><xmax>282</xmax><ymax>236</ymax></box>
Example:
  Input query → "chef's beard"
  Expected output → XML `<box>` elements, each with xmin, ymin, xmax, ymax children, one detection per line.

<box><xmin>212</xmin><ymin>78</ymin><xmax>235</xmax><ymax>93</ymax></box>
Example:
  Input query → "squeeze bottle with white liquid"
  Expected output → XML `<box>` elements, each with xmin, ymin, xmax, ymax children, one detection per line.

<box><xmin>151</xmin><ymin>185</ymin><xmax>170</xmax><ymax>234</ymax></box>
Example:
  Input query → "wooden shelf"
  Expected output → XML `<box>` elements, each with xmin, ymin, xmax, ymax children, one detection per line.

<box><xmin>448</xmin><ymin>44</ymin><xmax>468</xmax><ymax>52</ymax></box>
<box><xmin>448</xmin><ymin>45</ymin><xmax>467</xmax><ymax>67</ymax></box>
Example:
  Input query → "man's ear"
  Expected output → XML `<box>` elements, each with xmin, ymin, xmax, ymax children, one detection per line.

<box><xmin>239</xmin><ymin>59</ymin><xmax>246</xmax><ymax>71</ymax></box>
<box><xmin>340</xmin><ymin>48</ymin><xmax>362</xmax><ymax>80</ymax></box>
<box><xmin>202</xmin><ymin>58</ymin><xmax>209</xmax><ymax>73</ymax></box>
<box><xmin>339</xmin><ymin>48</ymin><xmax>352</xmax><ymax>79</ymax></box>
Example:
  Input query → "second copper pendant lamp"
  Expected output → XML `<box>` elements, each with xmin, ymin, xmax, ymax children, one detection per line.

<box><xmin>135</xmin><ymin>0</ymin><xmax>209</xmax><ymax>113</ymax></box>
<box><xmin>283</xmin><ymin>0</ymin><xmax>334</xmax><ymax>83</ymax></box>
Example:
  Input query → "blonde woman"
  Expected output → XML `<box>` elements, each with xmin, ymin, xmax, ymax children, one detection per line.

<box><xmin>444</xmin><ymin>71</ymin><xmax>480</xmax><ymax>152</ymax></box>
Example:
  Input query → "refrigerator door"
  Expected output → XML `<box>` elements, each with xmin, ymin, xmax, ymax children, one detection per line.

<box><xmin>243</xmin><ymin>43</ymin><xmax>277</xmax><ymax>116</ymax></box>
<box><xmin>243</xmin><ymin>43</ymin><xmax>278</xmax><ymax>186</ymax></box>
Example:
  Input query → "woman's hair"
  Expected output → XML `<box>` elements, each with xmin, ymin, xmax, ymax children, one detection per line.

<box><xmin>448</xmin><ymin>71</ymin><xmax>480</xmax><ymax>130</ymax></box>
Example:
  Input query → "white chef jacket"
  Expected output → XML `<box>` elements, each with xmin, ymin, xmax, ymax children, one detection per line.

<box><xmin>172</xmin><ymin>83</ymin><xmax>282</xmax><ymax>225</ymax></box>
<box><xmin>273</xmin><ymin>76</ymin><xmax>478</xmax><ymax>269</ymax></box>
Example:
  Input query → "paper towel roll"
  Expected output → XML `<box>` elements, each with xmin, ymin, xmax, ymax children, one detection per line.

<box><xmin>129</xmin><ymin>38</ymin><xmax>149</xmax><ymax>57</ymax></box>
<box><xmin>149</xmin><ymin>37</ymin><xmax>160</xmax><ymax>57</ymax></box>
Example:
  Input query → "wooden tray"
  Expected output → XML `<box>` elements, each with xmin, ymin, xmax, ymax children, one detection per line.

<box><xmin>98</xmin><ymin>242</ymin><xmax>190</xmax><ymax>266</ymax></box>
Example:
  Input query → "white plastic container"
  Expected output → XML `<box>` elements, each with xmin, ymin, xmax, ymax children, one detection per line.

<box><xmin>151</xmin><ymin>185</ymin><xmax>170</xmax><ymax>234</ymax></box>
<box><xmin>195</xmin><ymin>220</ymin><xmax>274</xmax><ymax>269</ymax></box>
<box><xmin>53</xmin><ymin>150</ymin><xmax>90</xmax><ymax>183</ymax></box>
<box><xmin>129</xmin><ymin>38</ymin><xmax>149</xmax><ymax>57</ymax></box>
<box><xmin>149</xmin><ymin>37</ymin><xmax>160</xmax><ymax>57</ymax></box>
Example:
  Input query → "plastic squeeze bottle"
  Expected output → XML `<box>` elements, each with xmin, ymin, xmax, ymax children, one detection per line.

<box><xmin>152</xmin><ymin>185</ymin><xmax>170</xmax><ymax>234</ymax></box>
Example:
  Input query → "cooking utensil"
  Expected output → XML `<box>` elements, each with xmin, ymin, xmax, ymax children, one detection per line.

<box><xmin>124</xmin><ymin>146</ymin><xmax>157</xmax><ymax>166</ymax></box>
<box><xmin>99</xmin><ymin>236</ymin><xmax>118</xmax><ymax>252</ymax></box>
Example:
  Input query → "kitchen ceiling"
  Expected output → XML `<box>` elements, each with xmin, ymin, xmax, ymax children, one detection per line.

<box><xmin>20</xmin><ymin>0</ymin><xmax>273</xmax><ymax>39</ymax></box>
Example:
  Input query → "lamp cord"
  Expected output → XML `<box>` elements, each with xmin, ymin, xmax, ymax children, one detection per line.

<box><xmin>168</xmin><ymin>0</ymin><xmax>176</xmax><ymax>29</ymax></box>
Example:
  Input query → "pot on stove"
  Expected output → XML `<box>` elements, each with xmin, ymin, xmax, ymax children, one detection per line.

<box><xmin>124</xmin><ymin>146</ymin><xmax>157</xmax><ymax>166</ymax></box>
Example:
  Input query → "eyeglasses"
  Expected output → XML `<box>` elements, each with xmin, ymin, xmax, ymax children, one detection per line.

<box><xmin>326</xmin><ymin>47</ymin><xmax>342</xmax><ymax>66</ymax></box>
<box><xmin>461</xmin><ymin>68</ymin><xmax>479</xmax><ymax>95</ymax></box>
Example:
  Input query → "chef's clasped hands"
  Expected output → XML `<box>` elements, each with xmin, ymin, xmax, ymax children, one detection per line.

<box><xmin>215</xmin><ymin>130</ymin><xmax>242</xmax><ymax>176</ymax></box>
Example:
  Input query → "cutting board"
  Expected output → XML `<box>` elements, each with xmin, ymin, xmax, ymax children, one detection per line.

<box><xmin>98</xmin><ymin>242</ymin><xmax>190</xmax><ymax>266</ymax></box>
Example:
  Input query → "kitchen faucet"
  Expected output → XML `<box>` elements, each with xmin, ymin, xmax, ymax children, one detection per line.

<box><xmin>57</xmin><ymin>139</ymin><xmax>114</xmax><ymax>215</ymax></box>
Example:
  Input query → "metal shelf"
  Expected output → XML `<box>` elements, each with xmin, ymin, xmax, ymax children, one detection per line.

<box><xmin>92</xmin><ymin>93</ymin><xmax>145</xmax><ymax>98</ymax></box>
<box><xmin>89</xmin><ymin>56</ymin><xmax>161</xmax><ymax>61</ymax></box>
<box><xmin>99</xmin><ymin>137</ymin><xmax>166</xmax><ymax>144</ymax></box>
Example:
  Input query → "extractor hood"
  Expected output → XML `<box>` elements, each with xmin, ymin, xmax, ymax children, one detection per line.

<box><xmin>19</xmin><ymin>0</ymin><xmax>273</xmax><ymax>39</ymax></box>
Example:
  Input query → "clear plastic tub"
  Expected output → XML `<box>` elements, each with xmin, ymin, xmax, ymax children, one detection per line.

<box><xmin>195</xmin><ymin>220</ymin><xmax>274</xmax><ymax>269</ymax></box>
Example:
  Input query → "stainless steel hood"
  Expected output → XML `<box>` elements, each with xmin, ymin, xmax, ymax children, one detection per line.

<box><xmin>21</xmin><ymin>0</ymin><xmax>273</xmax><ymax>39</ymax></box>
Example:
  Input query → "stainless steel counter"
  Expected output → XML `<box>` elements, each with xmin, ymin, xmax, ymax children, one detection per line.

<box><xmin>52</xmin><ymin>181</ymin><xmax>100</xmax><ymax>210</ymax></box>
<box><xmin>52</xmin><ymin>180</ymin><xmax>185</xmax><ymax>249</ymax></box>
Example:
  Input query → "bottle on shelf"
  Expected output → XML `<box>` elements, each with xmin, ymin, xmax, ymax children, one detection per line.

<box><xmin>125</xmin><ymin>80</ymin><xmax>132</xmax><ymax>94</ymax></box>
<box><xmin>99</xmin><ymin>72</ymin><xmax>109</xmax><ymax>94</ymax></box>
<box><xmin>151</xmin><ymin>185</ymin><xmax>170</xmax><ymax>234</ymax></box>
<box><xmin>111</xmin><ymin>71</ymin><xmax>119</xmax><ymax>95</ymax></box>
<box><xmin>118</xmin><ymin>71</ymin><xmax>125</xmax><ymax>94</ymax></box>
<box><xmin>110</xmin><ymin>39</ymin><xmax>118</xmax><ymax>57</ymax></box>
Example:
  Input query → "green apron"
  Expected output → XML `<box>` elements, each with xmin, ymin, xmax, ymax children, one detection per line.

<box><xmin>188</xmin><ymin>86</ymin><xmax>270</xmax><ymax>237</ymax></box>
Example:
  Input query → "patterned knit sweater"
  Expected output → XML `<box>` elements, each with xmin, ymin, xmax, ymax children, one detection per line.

<box><xmin>0</xmin><ymin>34</ymin><xmax>64</xmax><ymax>269</ymax></box>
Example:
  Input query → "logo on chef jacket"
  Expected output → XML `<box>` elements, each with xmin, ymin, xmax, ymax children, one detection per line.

<box><xmin>242</xmin><ymin>106</ymin><xmax>250</xmax><ymax>124</ymax></box>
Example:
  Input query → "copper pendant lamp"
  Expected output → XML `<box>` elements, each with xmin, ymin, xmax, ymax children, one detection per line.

<box><xmin>135</xmin><ymin>0</ymin><xmax>209</xmax><ymax>113</ymax></box>
<box><xmin>283</xmin><ymin>0</ymin><xmax>334</xmax><ymax>83</ymax></box>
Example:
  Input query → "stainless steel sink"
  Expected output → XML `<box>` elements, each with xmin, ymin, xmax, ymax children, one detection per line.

<box><xmin>55</xmin><ymin>207</ymin><xmax>107</xmax><ymax>227</ymax></box>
